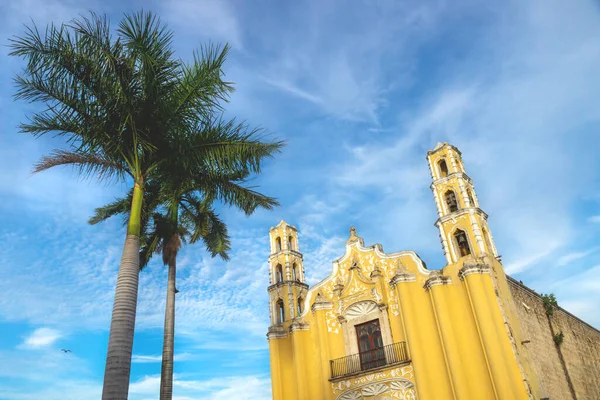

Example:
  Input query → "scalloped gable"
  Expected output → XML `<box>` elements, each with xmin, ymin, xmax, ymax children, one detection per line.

<box><xmin>304</xmin><ymin>227</ymin><xmax>430</xmax><ymax>311</ymax></box>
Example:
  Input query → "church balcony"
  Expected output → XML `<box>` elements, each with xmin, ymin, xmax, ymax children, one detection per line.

<box><xmin>329</xmin><ymin>341</ymin><xmax>410</xmax><ymax>380</ymax></box>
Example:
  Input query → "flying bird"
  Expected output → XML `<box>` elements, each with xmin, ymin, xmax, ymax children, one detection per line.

<box><xmin>61</xmin><ymin>349</ymin><xmax>72</xmax><ymax>353</ymax></box>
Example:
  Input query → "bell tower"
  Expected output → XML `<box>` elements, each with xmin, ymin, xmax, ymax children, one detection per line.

<box><xmin>267</xmin><ymin>221</ymin><xmax>308</xmax><ymax>333</ymax></box>
<box><xmin>426</xmin><ymin>142</ymin><xmax>499</xmax><ymax>265</ymax></box>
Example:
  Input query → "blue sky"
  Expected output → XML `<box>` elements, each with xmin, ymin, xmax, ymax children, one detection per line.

<box><xmin>1</xmin><ymin>0</ymin><xmax>600</xmax><ymax>398</ymax></box>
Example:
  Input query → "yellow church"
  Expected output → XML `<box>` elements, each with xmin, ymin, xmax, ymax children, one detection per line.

<box><xmin>266</xmin><ymin>143</ymin><xmax>600</xmax><ymax>400</ymax></box>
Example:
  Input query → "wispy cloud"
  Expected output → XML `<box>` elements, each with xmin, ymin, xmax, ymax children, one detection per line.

<box><xmin>556</xmin><ymin>247</ymin><xmax>600</xmax><ymax>267</ymax></box>
<box><xmin>161</xmin><ymin>0</ymin><xmax>242</xmax><ymax>49</ymax></box>
<box><xmin>2</xmin><ymin>0</ymin><xmax>600</xmax><ymax>398</ymax></box>
<box><xmin>132</xmin><ymin>353</ymin><xmax>194</xmax><ymax>363</ymax></box>
<box><xmin>19</xmin><ymin>327</ymin><xmax>62</xmax><ymax>349</ymax></box>
<box><xmin>128</xmin><ymin>374</ymin><xmax>271</xmax><ymax>400</ymax></box>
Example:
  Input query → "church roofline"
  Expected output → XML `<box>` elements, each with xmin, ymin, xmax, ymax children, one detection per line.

<box><xmin>270</xmin><ymin>220</ymin><xmax>298</xmax><ymax>231</ymax></box>
<box><xmin>303</xmin><ymin>236</ymin><xmax>431</xmax><ymax>313</ymax></box>
<box><xmin>426</xmin><ymin>142</ymin><xmax>462</xmax><ymax>157</ymax></box>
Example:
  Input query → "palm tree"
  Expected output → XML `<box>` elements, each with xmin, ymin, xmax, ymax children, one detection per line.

<box><xmin>10</xmin><ymin>11</ymin><xmax>282</xmax><ymax>399</ymax></box>
<box><xmin>91</xmin><ymin>137</ymin><xmax>279</xmax><ymax>400</ymax></box>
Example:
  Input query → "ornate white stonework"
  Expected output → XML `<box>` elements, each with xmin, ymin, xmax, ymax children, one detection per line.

<box><xmin>332</xmin><ymin>365</ymin><xmax>416</xmax><ymax>400</ymax></box>
<box><xmin>334</xmin><ymin>377</ymin><xmax>416</xmax><ymax>400</ymax></box>
<box><xmin>345</xmin><ymin>301</ymin><xmax>379</xmax><ymax>320</ymax></box>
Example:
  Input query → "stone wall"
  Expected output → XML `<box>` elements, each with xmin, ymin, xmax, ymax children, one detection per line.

<box><xmin>508</xmin><ymin>277</ymin><xmax>600</xmax><ymax>400</ymax></box>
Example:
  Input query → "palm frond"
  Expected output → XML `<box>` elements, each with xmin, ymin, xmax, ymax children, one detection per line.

<box><xmin>201</xmin><ymin>213</ymin><xmax>231</xmax><ymax>261</ymax></box>
<box><xmin>139</xmin><ymin>228</ymin><xmax>161</xmax><ymax>270</ymax></box>
<box><xmin>184</xmin><ymin>117</ymin><xmax>284</xmax><ymax>175</ymax></box>
<box><xmin>208</xmin><ymin>180</ymin><xmax>280</xmax><ymax>215</ymax></box>
<box><xmin>180</xmin><ymin>196</ymin><xmax>231</xmax><ymax>260</ymax></box>
<box><xmin>169</xmin><ymin>43</ymin><xmax>234</xmax><ymax>125</ymax></box>
<box><xmin>89</xmin><ymin>193</ymin><xmax>131</xmax><ymax>225</ymax></box>
<box><xmin>33</xmin><ymin>149</ymin><xmax>128</xmax><ymax>182</ymax></box>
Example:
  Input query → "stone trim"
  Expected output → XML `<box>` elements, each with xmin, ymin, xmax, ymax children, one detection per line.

<box><xmin>269</xmin><ymin>249</ymin><xmax>304</xmax><ymax>260</ymax></box>
<box><xmin>289</xmin><ymin>320</ymin><xmax>310</xmax><ymax>332</ymax></box>
<box><xmin>458</xmin><ymin>262</ymin><xmax>491</xmax><ymax>280</ymax></box>
<box><xmin>267</xmin><ymin>325</ymin><xmax>287</xmax><ymax>339</ymax></box>
<box><xmin>334</xmin><ymin>377</ymin><xmax>415</xmax><ymax>399</ymax></box>
<box><xmin>389</xmin><ymin>272</ymin><xmax>416</xmax><ymax>287</ymax></box>
<box><xmin>434</xmin><ymin>207</ymin><xmax>489</xmax><ymax>227</ymax></box>
<box><xmin>312</xmin><ymin>301</ymin><xmax>333</xmax><ymax>312</ymax></box>
<box><xmin>430</xmin><ymin>171</ymin><xmax>473</xmax><ymax>187</ymax></box>
<box><xmin>267</xmin><ymin>280</ymin><xmax>309</xmax><ymax>292</ymax></box>
<box><xmin>423</xmin><ymin>272</ymin><xmax>451</xmax><ymax>291</ymax></box>
<box><xmin>427</xmin><ymin>142</ymin><xmax>462</xmax><ymax>157</ymax></box>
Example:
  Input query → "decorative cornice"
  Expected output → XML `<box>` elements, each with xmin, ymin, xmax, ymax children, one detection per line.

<box><xmin>458</xmin><ymin>260</ymin><xmax>491</xmax><ymax>280</ymax></box>
<box><xmin>289</xmin><ymin>320</ymin><xmax>310</xmax><ymax>332</ymax></box>
<box><xmin>267</xmin><ymin>325</ymin><xmax>287</xmax><ymax>339</ymax></box>
<box><xmin>423</xmin><ymin>271</ymin><xmax>451</xmax><ymax>291</ymax></box>
<box><xmin>333</xmin><ymin>279</ymin><xmax>345</xmax><ymax>297</ymax></box>
<box><xmin>430</xmin><ymin>171</ymin><xmax>473</xmax><ymax>187</ymax></box>
<box><xmin>269</xmin><ymin>249</ymin><xmax>304</xmax><ymax>260</ymax></box>
<box><xmin>268</xmin><ymin>280</ymin><xmax>310</xmax><ymax>292</ymax></box>
<box><xmin>434</xmin><ymin>207</ymin><xmax>489</xmax><ymax>227</ymax></box>
<box><xmin>370</xmin><ymin>263</ymin><xmax>383</xmax><ymax>279</ymax></box>
<box><xmin>311</xmin><ymin>302</ymin><xmax>333</xmax><ymax>311</ymax></box>
<box><xmin>389</xmin><ymin>266</ymin><xmax>417</xmax><ymax>287</ymax></box>
<box><xmin>312</xmin><ymin>294</ymin><xmax>333</xmax><ymax>312</ymax></box>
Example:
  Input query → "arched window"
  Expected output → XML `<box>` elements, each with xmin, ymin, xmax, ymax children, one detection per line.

<box><xmin>288</xmin><ymin>235</ymin><xmax>294</xmax><ymax>250</ymax></box>
<box><xmin>276</xmin><ymin>299</ymin><xmax>285</xmax><ymax>324</ymax></box>
<box><xmin>356</xmin><ymin>319</ymin><xmax>386</xmax><ymax>370</ymax></box>
<box><xmin>445</xmin><ymin>190</ymin><xmax>459</xmax><ymax>213</ymax></box>
<box><xmin>297</xmin><ymin>297</ymin><xmax>303</xmax><ymax>316</ymax></box>
<box><xmin>276</xmin><ymin>264</ymin><xmax>283</xmax><ymax>283</ymax></box>
<box><xmin>292</xmin><ymin>263</ymin><xmax>297</xmax><ymax>281</ymax></box>
<box><xmin>454</xmin><ymin>229</ymin><xmax>471</xmax><ymax>258</ymax></box>
<box><xmin>438</xmin><ymin>160</ymin><xmax>449</xmax><ymax>178</ymax></box>
<box><xmin>275</xmin><ymin>237</ymin><xmax>282</xmax><ymax>252</ymax></box>
<box><xmin>467</xmin><ymin>189</ymin><xmax>475</xmax><ymax>207</ymax></box>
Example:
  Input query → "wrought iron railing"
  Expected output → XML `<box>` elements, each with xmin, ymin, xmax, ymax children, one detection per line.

<box><xmin>330</xmin><ymin>341</ymin><xmax>409</xmax><ymax>379</ymax></box>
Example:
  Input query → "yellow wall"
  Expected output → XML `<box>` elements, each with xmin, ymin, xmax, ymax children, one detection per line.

<box><xmin>267</xmin><ymin>143</ymin><xmax>541</xmax><ymax>400</ymax></box>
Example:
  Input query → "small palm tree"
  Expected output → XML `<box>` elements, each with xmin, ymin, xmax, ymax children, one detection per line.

<box><xmin>10</xmin><ymin>11</ymin><xmax>282</xmax><ymax>399</ymax></box>
<box><xmin>91</xmin><ymin>146</ymin><xmax>279</xmax><ymax>400</ymax></box>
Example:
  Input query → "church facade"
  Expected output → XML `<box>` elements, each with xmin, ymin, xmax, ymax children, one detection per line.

<box><xmin>266</xmin><ymin>143</ymin><xmax>600</xmax><ymax>400</ymax></box>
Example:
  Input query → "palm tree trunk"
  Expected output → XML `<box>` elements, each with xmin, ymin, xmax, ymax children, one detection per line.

<box><xmin>160</xmin><ymin>256</ymin><xmax>176</xmax><ymax>400</ymax></box>
<box><xmin>102</xmin><ymin>182</ymin><xmax>144</xmax><ymax>400</ymax></box>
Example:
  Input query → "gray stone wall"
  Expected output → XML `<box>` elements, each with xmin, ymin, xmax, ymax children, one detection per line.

<box><xmin>508</xmin><ymin>277</ymin><xmax>600</xmax><ymax>400</ymax></box>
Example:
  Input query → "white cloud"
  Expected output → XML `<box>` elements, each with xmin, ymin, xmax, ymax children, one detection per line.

<box><xmin>556</xmin><ymin>247</ymin><xmax>600</xmax><ymax>267</ymax></box>
<box><xmin>132</xmin><ymin>353</ymin><xmax>194</xmax><ymax>363</ymax></box>
<box><xmin>505</xmin><ymin>245</ymin><xmax>560</xmax><ymax>274</ymax></box>
<box><xmin>544</xmin><ymin>265</ymin><xmax>600</xmax><ymax>328</ymax></box>
<box><xmin>588</xmin><ymin>215</ymin><xmax>600</xmax><ymax>223</ymax></box>
<box><xmin>250</xmin><ymin>1</ymin><xmax>448</xmax><ymax>124</ymax></box>
<box><xmin>132</xmin><ymin>355</ymin><xmax>162</xmax><ymax>363</ymax></box>
<box><xmin>0</xmin><ymin>380</ymin><xmax>101</xmax><ymax>400</ymax></box>
<box><xmin>128</xmin><ymin>374</ymin><xmax>271</xmax><ymax>400</ymax></box>
<box><xmin>20</xmin><ymin>327</ymin><xmax>62</xmax><ymax>349</ymax></box>
<box><xmin>161</xmin><ymin>0</ymin><xmax>242</xmax><ymax>49</ymax></box>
